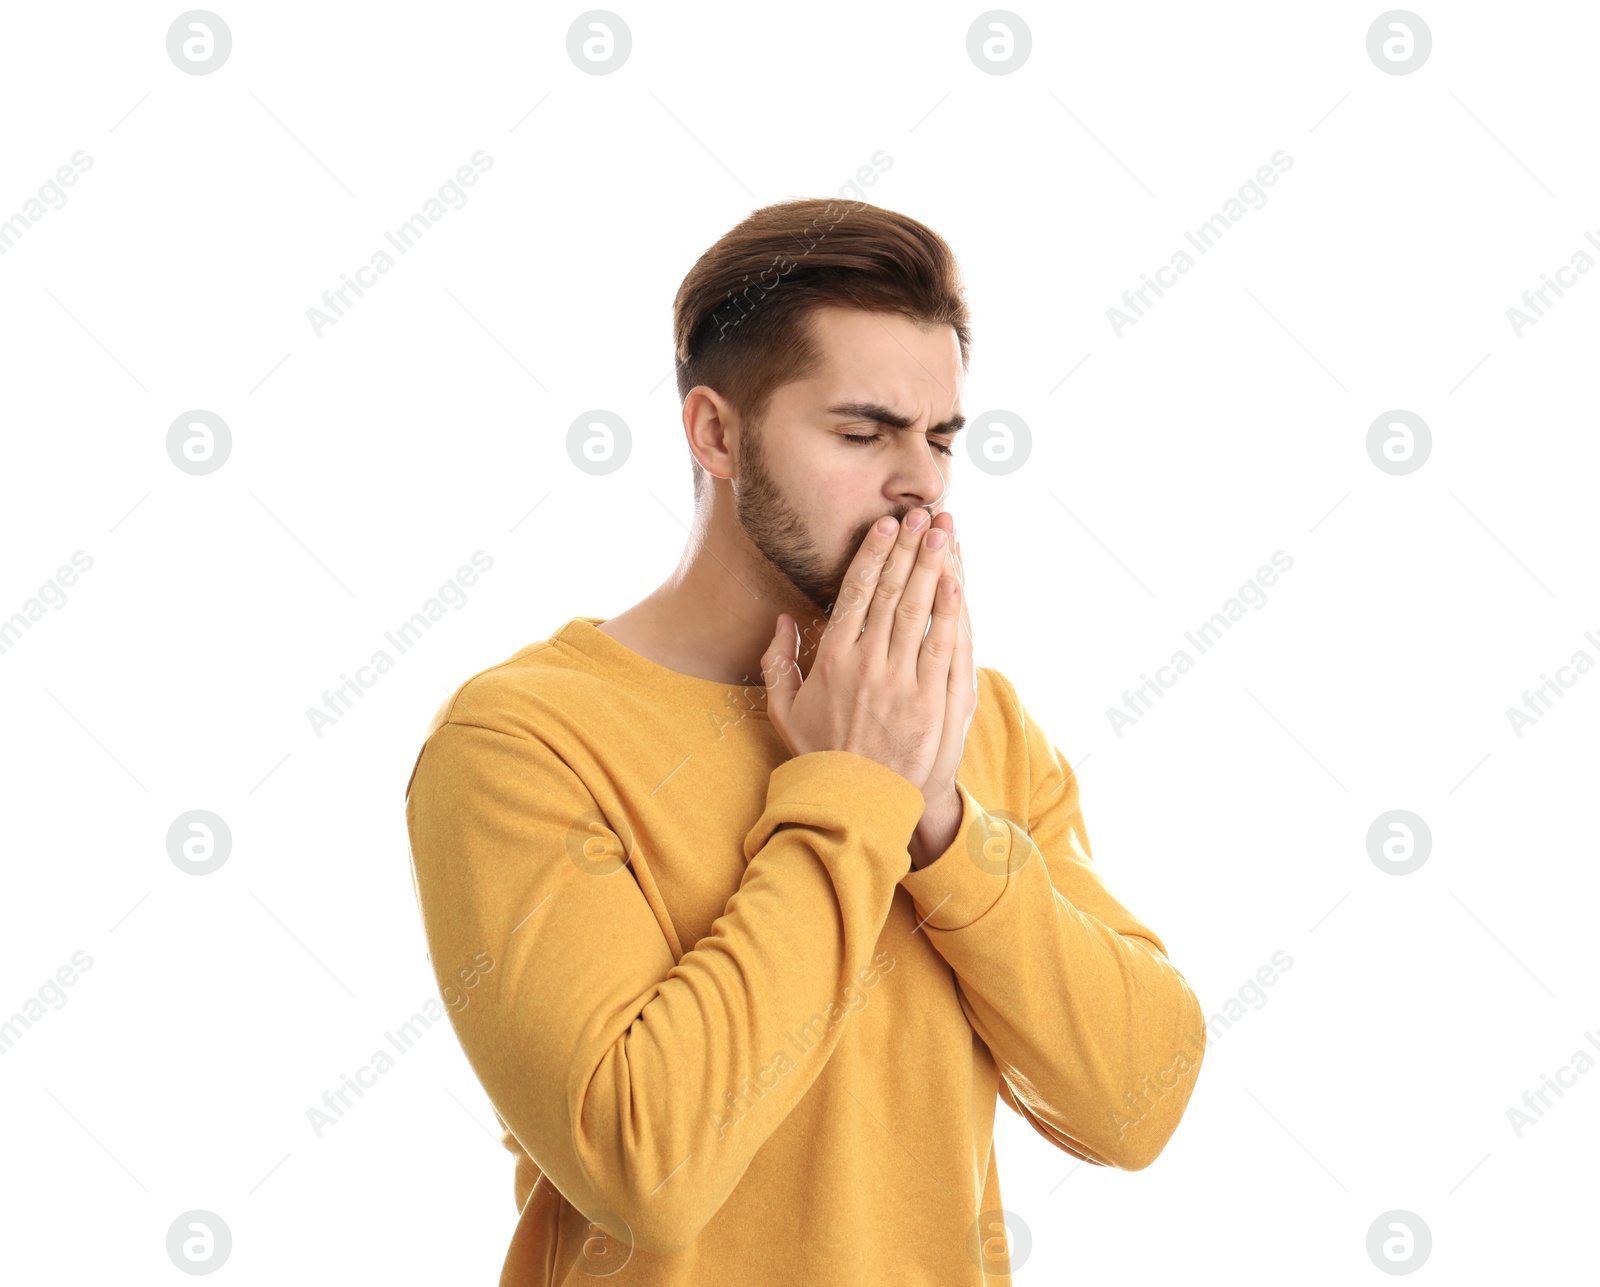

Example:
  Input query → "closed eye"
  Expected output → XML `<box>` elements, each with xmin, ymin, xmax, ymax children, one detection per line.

<box><xmin>843</xmin><ymin>433</ymin><xmax>955</xmax><ymax>459</ymax></box>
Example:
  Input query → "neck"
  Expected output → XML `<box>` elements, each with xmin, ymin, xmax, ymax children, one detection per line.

<box><xmin>624</xmin><ymin>490</ymin><xmax>826</xmax><ymax>688</ymax></box>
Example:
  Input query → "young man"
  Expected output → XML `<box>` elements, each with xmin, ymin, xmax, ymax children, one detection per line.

<box><xmin>404</xmin><ymin>198</ymin><xmax>1206</xmax><ymax>1285</ymax></box>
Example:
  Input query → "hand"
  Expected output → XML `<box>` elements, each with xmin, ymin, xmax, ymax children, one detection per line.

<box><xmin>762</xmin><ymin>510</ymin><xmax>962</xmax><ymax>790</ymax></box>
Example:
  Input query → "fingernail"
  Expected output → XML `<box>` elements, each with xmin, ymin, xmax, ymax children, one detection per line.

<box><xmin>875</xmin><ymin>516</ymin><xmax>896</xmax><ymax>535</ymax></box>
<box><xmin>906</xmin><ymin>509</ymin><xmax>928</xmax><ymax>530</ymax></box>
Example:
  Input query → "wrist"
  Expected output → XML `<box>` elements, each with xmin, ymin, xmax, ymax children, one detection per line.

<box><xmin>909</xmin><ymin>785</ymin><xmax>962</xmax><ymax>870</ymax></box>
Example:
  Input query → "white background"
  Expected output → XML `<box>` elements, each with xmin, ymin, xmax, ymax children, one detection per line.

<box><xmin>2</xmin><ymin>1</ymin><xmax>1596</xmax><ymax>1282</ymax></box>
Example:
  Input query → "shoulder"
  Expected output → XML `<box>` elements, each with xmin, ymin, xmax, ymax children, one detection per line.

<box><xmin>417</xmin><ymin>643</ymin><xmax>544</xmax><ymax>740</ymax></box>
<box><xmin>405</xmin><ymin>639</ymin><xmax>586</xmax><ymax>801</ymax></box>
<box><xmin>975</xmin><ymin>665</ymin><xmax>1035</xmax><ymax>748</ymax></box>
<box><xmin>964</xmin><ymin>665</ymin><xmax>1032</xmax><ymax>785</ymax></box>
<box><xmin>973</xmin><ymin>665</ymin><xmax>1072</xmax><ymax>795</ymax></box>
<box><xmin>976</xmin><ymin>665</ymin><xmax>1022</xmax><ymax>717</ymax></box>
<box><xmin>417</xmin><ymin>624</ymin><xmax>614</xmax><ymax>745</ymax></box>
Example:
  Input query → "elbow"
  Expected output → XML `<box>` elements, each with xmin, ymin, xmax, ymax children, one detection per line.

<box><xmin>1107</xmin><ymin>1125</ymin><xmax>1177</xmax><ymax>1172</ymax></box>
<box><xmin>1088</xmin><ymin>1110</ymin><xmax>1179</xmax><ymax>1172</ymax></box>
<box><xmin>624</xmin><ymin>1195</ymin><xmax>714</xmax><ymax>1259</ymax></box>
<box><xmin>565</xmin><ymin>1132</ymin><xmax>721</xmax><ymax>1259</ymax></box>
<box><xmin>574</xmin><ymin>1189</ymin><xmax>713</xmax><ymax>1259</ymax></box>
<box><xmin>1104</xmin><ymin>988</ymin><xmax>1209</xmax><ymax>1171</ymax></box>
<box><xmin>564</xmin><ymin>1066</ymin><xmax>730</xmax><ymax>1258</ymax></box>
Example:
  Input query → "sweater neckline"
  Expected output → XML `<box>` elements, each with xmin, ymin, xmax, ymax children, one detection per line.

<box><xmin>554</xmin><ymin>617</ymin><xmax>770</xmax><ymax>718</ymax></box>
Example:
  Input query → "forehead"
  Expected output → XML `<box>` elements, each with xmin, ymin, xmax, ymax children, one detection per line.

<box><xmin>802</xmin><ymin>305</ymin><xmax>963</xmax><ymax>400</ymax></box>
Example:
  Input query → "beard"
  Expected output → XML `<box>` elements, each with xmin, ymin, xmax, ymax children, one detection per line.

<box><xmin>732</xmin><ymin>419</ymin><xmax>898</xmax><ymax>626</ymax></box>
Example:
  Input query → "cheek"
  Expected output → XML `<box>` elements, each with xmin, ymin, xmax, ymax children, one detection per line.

<box><xmin>816</xmin><ymin>451</ymin><xmax>867</xmax><ymax>488</ymax></box>
<box><xmin>808</xmin><ymin>466</ymin><xmax>871</xmax><ymax>520</ymax></box>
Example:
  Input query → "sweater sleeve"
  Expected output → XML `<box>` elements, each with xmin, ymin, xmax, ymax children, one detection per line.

<box><xmin>404</xmin><ymin>717</ymin><xmax>925</xmax><ymax>1258</ymax></box>
<box><xmin>898</xmin><ymin>670</ymin><xmax>1207</xmax><ymax>1171</ymax></box>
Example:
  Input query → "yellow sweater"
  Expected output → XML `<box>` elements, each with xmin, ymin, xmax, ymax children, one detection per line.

<box><xmin>404</xmin><ymin>616</ymin><xmax>1206</xmax><ymax>1285</ymax></box>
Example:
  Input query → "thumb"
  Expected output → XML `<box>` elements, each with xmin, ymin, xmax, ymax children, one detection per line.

<box><xmin>762</xmin><ymin>613</ymin><xmax>802</xmax><ymax>724</ymax></box>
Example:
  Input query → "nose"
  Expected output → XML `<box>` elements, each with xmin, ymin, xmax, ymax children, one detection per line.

<box><xmin>890</xmin><ymin>437</ymin><xmax>949</xmax><ymax>512</ymax></box>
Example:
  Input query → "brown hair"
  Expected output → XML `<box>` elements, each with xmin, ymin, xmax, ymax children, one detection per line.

<box><xmin>672</xmin><ymin>198</ymin><xmax>972</xmax><ymax>502</ymax></box>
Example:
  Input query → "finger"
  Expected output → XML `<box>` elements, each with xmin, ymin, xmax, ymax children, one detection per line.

<box><xmin>930</xmin><ymin>546</ymin><xmax>975</xmax><ymax>785</ymax></box>
<box><xmin>946</xmin><ymin>536</ymin><xmax>972</xmax><ymax>675</ymax></box>
<box><xmin>888</xmin><ymin>520</ymin><xmax>951</xmax><ymax>675</ymax></box>
<box><xmin>918</xmin><ymin>576</ymin><xmax>968</xmax><ymax>793</ymax></box>
<box><xmin>859</xmin><ymin>508</ymin><xmax>931</xmax><ymax>659</ymax></box>
<box><xmin>819</xmin><ymin>514</ymin><xmax>901</xmax><ymax>656</ymax></box>
<box><xmin>952</xmin><ymin>565</ymin><xmax>974</xmax><ymax>696</ymax></box>
<box><xmin>762</xmin><ymin>613</ymin><xmax>802</xmax><ymax>712</ymax></box>
<box><xmin>945</xmin><ymin>535</ymin><xmax>970</xmax><ymax>644</ymax></box>
<box><xmin>930</xmin><ymin>510</ymin><xmax>958</xmax><ymax>597</ymax></box>
<box><xmin>915</xmin><ymin>560</ymin><xmax>962</xmax><ymax>693</ymax></box>
<box><xmin>933</xmin><ymin>520</ymin><xmax>970</xmax><ymax>651</ymax></box>
<box><xmin>942</xmin><ymin>588</ymin><xmax>975</xmax><ymax>769</ymax></box>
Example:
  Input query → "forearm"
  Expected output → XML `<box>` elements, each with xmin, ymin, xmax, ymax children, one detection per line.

<box><xmin>900</xmin><ymin>786</ymin><xmax>1206</xmax><ymax>1168</ymax></box>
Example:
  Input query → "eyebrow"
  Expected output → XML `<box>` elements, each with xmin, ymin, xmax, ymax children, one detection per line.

<box><xmin>825</xmin><ymin>401</ymin><xmax>966</xmax><ymax>436</ymax></box>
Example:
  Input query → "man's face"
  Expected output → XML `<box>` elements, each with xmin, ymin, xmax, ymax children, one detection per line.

<box><xmin>730</xmin><ymin>305</ymin><xmax>964</xmax><ymax>624</ymax></box>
